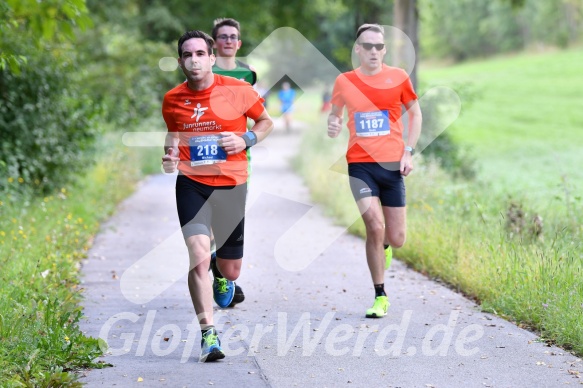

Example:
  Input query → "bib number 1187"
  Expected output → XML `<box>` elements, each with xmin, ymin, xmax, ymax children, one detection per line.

<box><xmin>359</xmin><ymin>118</ymin><xmax>384</xmax><ymax>130</ymax></box>
<box><xmin>354</xmin><ymin>110</ymin><xmax>390</xmax><ymax>137</ymax></box>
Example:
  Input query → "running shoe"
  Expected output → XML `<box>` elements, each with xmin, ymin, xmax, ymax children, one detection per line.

<box><xmin>385</xmin><ymin>245</ymin><xmax>393</xmax><ymax>269</ymax></box>
<box><xmin>210</xmin><ymin>255</ymin><xmax>235</xmax><ymax>308</ymax></box>
<box><xmin>211</xmin><ymin>279</ymin><xmax>234</xmax><ymax>310</ymax></box>
<box><xmin>228</xmin><ymin>284</ymin><xmax>245</xmax><ymax>307</ymax></box>
<box><xmin>365</xmin><ymin>296</ymin><xmax>389</xmax><ymax>318</ymax></box>
<box><xmin>199</xmin><ymin>327</ymin><xmax>225</xmax><ymax>362</ymax></box>
<box><xmin>213</xmin><ymin>277</ymin><xmax>235</xmax><ymax>308</ymax></box>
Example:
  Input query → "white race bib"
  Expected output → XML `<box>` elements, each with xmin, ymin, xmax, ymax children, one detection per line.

<box><xmin>354</xmin><ymin>110</ymin><xmax>390</xmax><ymax>137</ymax></box>
<box><xmin>189</xmin><ymin>135</ymin><xmax>227</xmax><ymax>166</ymax></box>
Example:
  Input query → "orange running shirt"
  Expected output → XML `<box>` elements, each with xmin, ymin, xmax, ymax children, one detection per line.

<box><xmin>162</xmin><ymin>74</ymin><xmax>265</xmax><ymax>186</ymax></box>
<box><xmin>331</xmin><ymin>65</ymin><xmax>417</xmax><ymax>164</ymax></box>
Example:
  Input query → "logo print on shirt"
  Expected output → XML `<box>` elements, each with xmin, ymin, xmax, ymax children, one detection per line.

<box><xmin>191</xmin><ymin>103</ymin><xmax>208</xmax><ymax>122</ymax></box>
<box><xmin>184</xmin><ymin>99</ymin><xmax>191</xmax><ymax>105</ymax></box>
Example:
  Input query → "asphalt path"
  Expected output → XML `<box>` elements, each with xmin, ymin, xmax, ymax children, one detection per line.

<box><xmin>79</xmin><ymin>123</ymin><xmax>582</xmax><ymax>387</ymax></box>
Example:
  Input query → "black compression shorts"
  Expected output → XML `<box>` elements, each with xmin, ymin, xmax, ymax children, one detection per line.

<box><xmin>348</xmin><ymin>162</ymin><xmax>406</xmax><ymax>207</ymax></box>
<box><xmin>175</xmin><ymin>174</ymin><xmax>246</xmax><ymax>259</ymax></box>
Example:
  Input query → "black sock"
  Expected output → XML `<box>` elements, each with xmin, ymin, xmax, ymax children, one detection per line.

<box><xmin>201</xmin><ymin>326</ymin><xmax>215</xmax><ymax>336</ymax></box>
<box><xmin>374</xmin><ymin>283</ymin><xmax>386</xmax><ymax>297</ymax></box>
<box><xmin>384</xmin><ymin>244</ymin><xmax>390</xmax><ymax>250</ymax></box>
<box><xmin>210</xmin><ymin>256</ymin><xmax>223</xmax><ymax>279</ymax></box>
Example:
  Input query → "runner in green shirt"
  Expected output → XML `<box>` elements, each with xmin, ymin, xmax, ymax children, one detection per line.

<box><xmin>211</xmin><ymin>18</ymin><xmax>257</xmax><ymax>86</ymax></box>
<box><xmin>209</xmin><ymin>18</ymin><xmax>259</xmax><ymax>308</ymax></box>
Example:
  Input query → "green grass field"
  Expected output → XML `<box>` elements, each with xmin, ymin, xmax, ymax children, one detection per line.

<box><xmin>421</xmin><ymin>48</ymin><xmax>583</xmax><ymax>205</ymax></box>
<box><xmin>293</xmin><ymin>48</ymin><xmax>583</xmax><ymax>355</ymax></box>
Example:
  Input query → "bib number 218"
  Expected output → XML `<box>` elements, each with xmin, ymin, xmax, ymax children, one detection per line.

<box><xmin>189</xmin><ymin>135</ymin><xmax>227</xmax><ymax>166</ymax></box>
<box><xmin>196</xmin><ymin>144</ymin><xmax>219</xmax><ymax>157</ymax></box>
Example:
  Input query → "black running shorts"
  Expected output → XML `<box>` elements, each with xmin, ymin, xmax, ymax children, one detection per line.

<box><xmin>175</xmin><ymin>174</ymin><xmax>246</xmax><ymax>259</ymax></box>
<box><xmin>348</xmin><ymin>162</ymin><xmax>406</xmax><ymax>207</ymax></box>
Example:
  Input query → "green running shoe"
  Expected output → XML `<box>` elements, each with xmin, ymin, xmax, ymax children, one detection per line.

<box><xmin>385</xmin><ymin>246</ymin><xmax>393</xmax><ymax>269</ymax></box>
<box><xmin>365</xmin><ymin>296</ymin><xmax>389</xmax><ymax>318</ymax></box>
<box><xmin>199</xmin><ymin>327</ymin><xmax>225</xmax><ymax>362</ymax></box>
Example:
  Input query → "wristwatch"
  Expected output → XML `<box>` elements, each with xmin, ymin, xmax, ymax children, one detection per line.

<box><xmin>405</xmin><ymin>145</ymin><xmax>415</xmax><ymax>155</ymax></box>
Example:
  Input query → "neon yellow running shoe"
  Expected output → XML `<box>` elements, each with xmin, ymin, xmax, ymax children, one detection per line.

<box><xmin>365</xmin><ymin>296</ymin><xmax>389</xmax><ymax>318</ymax></box>
<box><xmin>199</xmin><ymin>327</ymin><xmax>225</xmax><ymax>362</ymax></box>
<box><xmin>385</xmin><ymin>246</ymin><xmax>393</xmax><ymax>269</ymax></box>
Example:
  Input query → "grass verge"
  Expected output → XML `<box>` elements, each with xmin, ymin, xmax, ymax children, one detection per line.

<box><xmin>0</xmin><ymin>128</ymin><xmax>160</xmax><ymax>386</ymax></box>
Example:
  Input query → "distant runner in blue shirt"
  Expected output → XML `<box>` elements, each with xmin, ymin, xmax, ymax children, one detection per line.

<box><xmin>278</xmin><ymin>81</ymin><xmax>296</xmax><ymax>132</ymax></box>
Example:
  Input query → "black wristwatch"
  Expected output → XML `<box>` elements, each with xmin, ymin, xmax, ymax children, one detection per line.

<box><xmin>405</xmin><ymin>145</ymin><xmax>415</xmax><ymax>155</ymax></box>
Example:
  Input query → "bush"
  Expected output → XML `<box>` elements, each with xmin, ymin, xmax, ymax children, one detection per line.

<box><xmin>0</xmin><ymin>51</ymin><xmax>98</xmax><ymax>196</ymax></box>
<box><xmin>74</xmin><ymin>26</ymin><xmax>178</xmax><ymax>128</ymax></box>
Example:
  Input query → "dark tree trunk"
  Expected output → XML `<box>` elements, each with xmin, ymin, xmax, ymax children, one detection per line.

<box><xmin>393</xmin><ymin>0</ymin><xmax>419</xmax><ymax>89</ymax></box>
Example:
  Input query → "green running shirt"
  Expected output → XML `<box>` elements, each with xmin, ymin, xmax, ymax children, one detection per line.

<box><xmin>213</xmin><ymin>60</ymin><xmax>257</xmax><ymax>86</ymax></box>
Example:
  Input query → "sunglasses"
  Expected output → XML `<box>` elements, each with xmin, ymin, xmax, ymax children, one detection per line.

<box><xmin>360</xmin><ymin>42</ymin><xmax>385</xmax><ymax>51</ymax></box>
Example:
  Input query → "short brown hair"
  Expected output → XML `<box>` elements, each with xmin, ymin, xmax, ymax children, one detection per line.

<box><xmin>177</xmin><ymin>30</ymin><xmax>214</xmax><ymax>57</ymax></box>
<box><xmin>212</xmin><ymin>18</ymin><xmax>241</xmax><ymax>40</ymax></box>
<box><xmin>356</xmin><ymin>24</ymin><xmax>385</xmax><ymax>40</ymax></box>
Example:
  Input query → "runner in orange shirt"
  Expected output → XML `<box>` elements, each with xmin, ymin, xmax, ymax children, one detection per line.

<box><xmin>162</xmin><ymin>30</ymin><xmax>273</xmax><ymax>361</ymax></box>
<box><xmin>328</xmin><ymin>23</ymin><xmax>422</xmax><ymax>318</ymax></box>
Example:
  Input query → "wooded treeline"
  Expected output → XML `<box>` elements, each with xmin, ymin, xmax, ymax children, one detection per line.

<box><xmin>1</xmin><ymin>0</ymin><xmax>581</xmax><ymax>197</ymax></box>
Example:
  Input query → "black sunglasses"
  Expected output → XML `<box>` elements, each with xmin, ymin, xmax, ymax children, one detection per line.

<box><xmin>360</xmin><ymin>43</ymin><xmax>385</xmax><ymax>51</ymax></box>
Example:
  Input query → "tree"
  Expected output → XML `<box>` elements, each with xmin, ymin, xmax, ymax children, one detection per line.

<box><xmin>393</xmin><ymin>0</ymin><xmax>419</xmax><ymax>88</ymax></box>
<box><xmin>0</xmin><ymin>0</ymin><xmax>92</xmax><ymax>72</ymax></box>
<box><xmin>0</xmin><ymin>0</ymin><xmax>98</xmax><ymax>194</ymax></box>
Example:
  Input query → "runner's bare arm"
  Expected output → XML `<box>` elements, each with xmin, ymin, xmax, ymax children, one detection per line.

<box><xmin>400</xmin><ymin>99</ymin><xmax>422</xmax><ymax>176</ymax></box>
<box><xmin>162</xmin><ymin>132</ymin><xmax>180</xmax><ymax>173</ymax></box>
<box><xmin>220</xmin><ymin>110</ymin><xmax>274</xmax><ymax>155</ymax></box>
<box><xmin>163</xmin><ymin>132</ymin><xmax>179</xmax><ymax>155</ymax></box>
<box><xmin>404</xmin><ymin>99</ymin><xmax>422</xmax><ymax>151</ymax></box>
<box><xmin>327</xmin><ymin>104</ymin><xmax>343</xmax><ymax>138</ymax></box>
<box><xmin>249</xmin><ymin>110</ymin><xmax>273</xmax><ymax>143</ymax></box>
